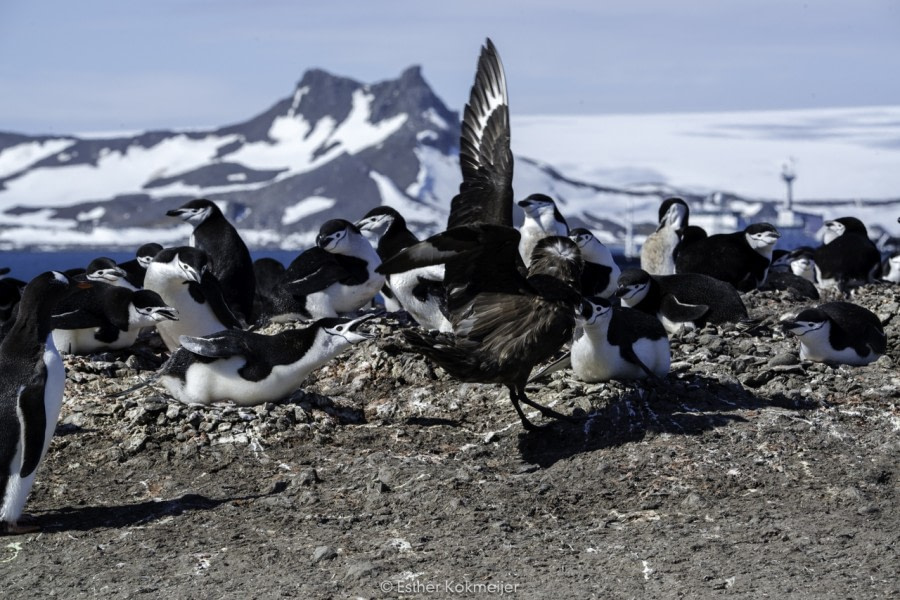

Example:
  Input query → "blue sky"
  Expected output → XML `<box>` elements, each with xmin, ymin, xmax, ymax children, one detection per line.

<box><xmin>2</xmin><ymin>1</ymin><xmax>898</xmax><ymax>134</ymax></box>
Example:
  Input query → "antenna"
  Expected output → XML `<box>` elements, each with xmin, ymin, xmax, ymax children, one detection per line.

<box><xmin>781</xmin><ymin>158</ymin><xmax>797</xmax><ymax>211</ymax></box>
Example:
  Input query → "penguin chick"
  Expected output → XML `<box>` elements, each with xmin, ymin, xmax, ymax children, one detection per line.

<box><xmin>158</xmin><ymin>314</ymin><xmax>375</xmax><ymax>406</ymax></box>
<box><xmin>782</xmin><ymin>301</ymin><xmax>886</xmax><ymax>365</ymax></box>
<box><xmin>641</xmin><ymin>197</ymin><xmax>690</xmax><ymax>275</ymax></box>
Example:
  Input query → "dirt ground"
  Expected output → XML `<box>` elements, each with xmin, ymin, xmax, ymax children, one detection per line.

<box><xmin>2</xmin><ymin>286</ymin><xmax>899</xmax><ymax>599</ymax></box>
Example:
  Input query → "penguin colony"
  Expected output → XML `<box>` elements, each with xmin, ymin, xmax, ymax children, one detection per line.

<box><xmin>0</xmin><ymin>38</ymin><xmax>895</xmax><ymax>533</ymax></box>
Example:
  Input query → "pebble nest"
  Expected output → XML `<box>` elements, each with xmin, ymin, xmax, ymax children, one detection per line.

<box><xmin>62</xmin><ymin>284</ymin><xmax>900</xmax><ymax>453</ymax></box>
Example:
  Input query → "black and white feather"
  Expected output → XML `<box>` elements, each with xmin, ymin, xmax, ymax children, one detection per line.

<box><xmin>168</xmin><ymin>198</ymin><xmax>256</xmax><ymax>322</ymax></box>
<box><xmin>616</xmin><ymin>268</ymin><xmax>748</xmax><ymax>335</ymax></box>
<box><xmin>675</xmin><ymin>222</ymin><xmax>781</xmax><ymax>292</ymax></box>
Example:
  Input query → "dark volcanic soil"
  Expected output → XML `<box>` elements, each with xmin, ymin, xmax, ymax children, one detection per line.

<box><xmin>2</xmin><ymin>286</ymin><xmax>899</xmax><ymax>599</ymax></box>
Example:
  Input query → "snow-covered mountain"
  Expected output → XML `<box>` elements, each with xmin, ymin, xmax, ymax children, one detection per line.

<box><xmin>2</xmin><ymin>65</ymin><xmax>899</xmax><ymax>252</ymax></box>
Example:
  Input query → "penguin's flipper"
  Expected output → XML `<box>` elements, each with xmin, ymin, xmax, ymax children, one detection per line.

<box><xmin>619</xmin><ymin>345</ymin><xmax>660</xmax><ymax>380</ymax></box>
<box><xmin>283</xmin><ymin>261</ymin><xmax>351</xmax><ymax>296</ymax></box>
<box><xmin>179</xmin><ymin>331</ymin><xmax>250</xmax><ymax>359</ymax></box>
<box><xmin>50</xmin><ymin>308</ymin><xmax>105</xmax><ymax>331</ymax></box>
<box><xmin>528</xmin><ymin>352</ymin><xmax>572</xmax><ymax>383</ymax></box>
<box><xmin>199</xmin><ymin>272</ymin><xmax>244</xmax><ymax>329</ymax></box>
<box><xmin>659</xmin><ymin>294</ymin><xmax>709</xmax><ymax>322</ymax></box>
<box><xmin>18</xmin><ymin>365</ymin><xmax>49</xmax><ymax>478</ymax></box>
<box><xmin>93</xmin><ymin>323</ymin><xmax>122</xmax><ymax>344</ymax></box>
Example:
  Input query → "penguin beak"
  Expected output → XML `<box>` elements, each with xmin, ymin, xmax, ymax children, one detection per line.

<box><xmin>344</xmin><ymin>312</ymin><xmax>379</xmax><ymax>340</ymax></box>
<box><xmin>153</xmin><ymin>307</ymin><xmax>179</xmax><ymax>322</ymax></box>
<box><xmin>614</xmin><ymin>286</ymin><xmax>628</xmax><ymax>298</ymax></box>
<box><xmin>90</xmin><ymin>267</ymin><xmax>126</xmax><ymax>282</ymax></box>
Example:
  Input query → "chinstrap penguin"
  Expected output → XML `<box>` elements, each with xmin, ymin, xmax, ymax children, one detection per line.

<box><xmin>265</xmin><ymin>219</ymin><xmax>384</xmax><ymax>322</ymax></box>
<box><xmin>761</xmin><ymin>248</ymin><xmax>819</xmax><ymax>299</ymax></box>
<box><xmin>782</xmin><ymin>301</ymin><xmax>886</xmax><ymax>365</ymax></box>
<box><xmin>571</xmin><ymin>296</ymin><xmax>670</xmax><ymax>381</ymax></box>
<box><xmin>157</xmin><ymin>314</ymin><xmax>375</xmax><ymax>406</ymax></box>
<box><xmin>616</xmin><ymin>268</ymin><xmax>748</xmax><ymax>335</ymax></box>
<box><xmin>69</xmin><ymin>257</ymin><xmax>136</xmax><ymax>290</ymax></box>
<box><xmin>356</xmin><ymin>206</ymin><xmax>451</xmax><ymax>331</ymax></box>
<box><xmin>0</xmin><ymin>272</ymin><xmax>77</xmax><ymax>534</ymax></box>
<box><xmin>517</xmin><ymin>194</ymin><xmax>569</xmax><ymax>267</ymax></box>
<box><xmin>143</xmin><ymin>246</ymin><xmax>242</xmax><ymax>351</ymax></box>
<box><xmin>674</xmin><ymin>222</ymin><xmax>781</xmax><ymax>292</ymax></box>
<box><xmin>813</xmin><ymin>217</ymin><xmax>881</xmax><ymax>293</ymax></box>
<box><xmin>168</xmin><ymin>198</ymin><xmax>256</xmax><ymax>323</ymax></box>
<box><xmin>51</xmin><ymin>285</ymin><xmax>178</xmax><ymax>354</ymax></box>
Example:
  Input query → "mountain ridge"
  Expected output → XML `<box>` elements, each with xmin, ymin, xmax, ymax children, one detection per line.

<box><xmin>2</xmin><ymin>68</ymin><xmax>899</xmax><ymax>251</ymax></box>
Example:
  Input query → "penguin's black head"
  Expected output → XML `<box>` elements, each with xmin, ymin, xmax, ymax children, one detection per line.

<box><xmin>832</xmin><ymin>216</ymin><xmax>868</xmax><ymax>236</ymax></box>
<box><xmin>20</xmin><ymin>271</ymin><xmax>84</xmax><ymax>319</ymax></box>
<box><xmin>678</xmin><ymin>225</ymin><xmax>708</xmax><ymax>246</ymax></box>
<box><xmin>579</xmin><ymin>296</ymin><xmax>612</xmax><ymax>326</ymax></box>
<box><xmin>568</xmin><ymin>227</ymin><xmax>595</xmax><ymax>248</ymax></box>
<box><xmin>657</xmin><ymin>197</ymin><xmax>689</xmax><ymax>229</ymax></box>
<box><xmin>136</xmin><ymin>243</ymin><xmax>164</xmax><ymax>267</ymax></box>
<box><xmin>86</xmin><ymin>257</ymin><xmax>126</xmax><ymax>283</ymax></box>
<box><xmin>317</xmin><ymin>219</ymin><xmax>362</xmax><ymax>252</ymax></box>
<box><xmin>317</xmin><ymin>313</ymin><xmax>377</xmax><ymax>344</ymax></box>
<box><xmin>154</xmin><ymin>246</ymin><xmax>209</xmax><ymax>283</ymax></box>
<box><xmin>615</xmin><ymin>268</ymin><xmax>651</xmax><ymax>299</ymax></box>
<box><xmin>131</xmin><ymin>290</ymin><xmax>179</xmax><ymax>322</ymax></box>
<box><xmin>781</xmin><ymin>307</ymin><xmax>829</xmax><ymax>336</ymax></box>
<box><xmin>166</xmin><ymin>198</ymin><xmax>220</xmax><ymax>224</ymax></box>
<box><xmin>744</xmin><ymin>223</ymin><xmax>781</xmax><ymax>249</ymax></box>
<box><xmin>355</xmin><ymin>206</ymin><xmax>404</xmax><ymax>233</ymax></box>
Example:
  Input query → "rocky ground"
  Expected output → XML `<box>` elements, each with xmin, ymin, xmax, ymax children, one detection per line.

<box><xmin>2</xmin><ymin>285</ymin><xmax>899</xmax><ymax>599</ymax></box>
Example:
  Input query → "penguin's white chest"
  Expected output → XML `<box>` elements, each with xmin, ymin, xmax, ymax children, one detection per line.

<box><xmin>150</xmin><ymin>282</ymin><xmax>226</xmax><ymax>350</ymax></box>
<box><xmin>571</xmin><ymin>329</ymin><xmax>669</xmax><ymax>381</ymax></box>
<box><xmin>52</xmin><ymin>327</ymin><xmax>138</xmax><ymax>354</ymax></box>
<box><xmin>389</xmin><ymin>266</ymin><xmax>452</xmax><ymax>332</ymax></box>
